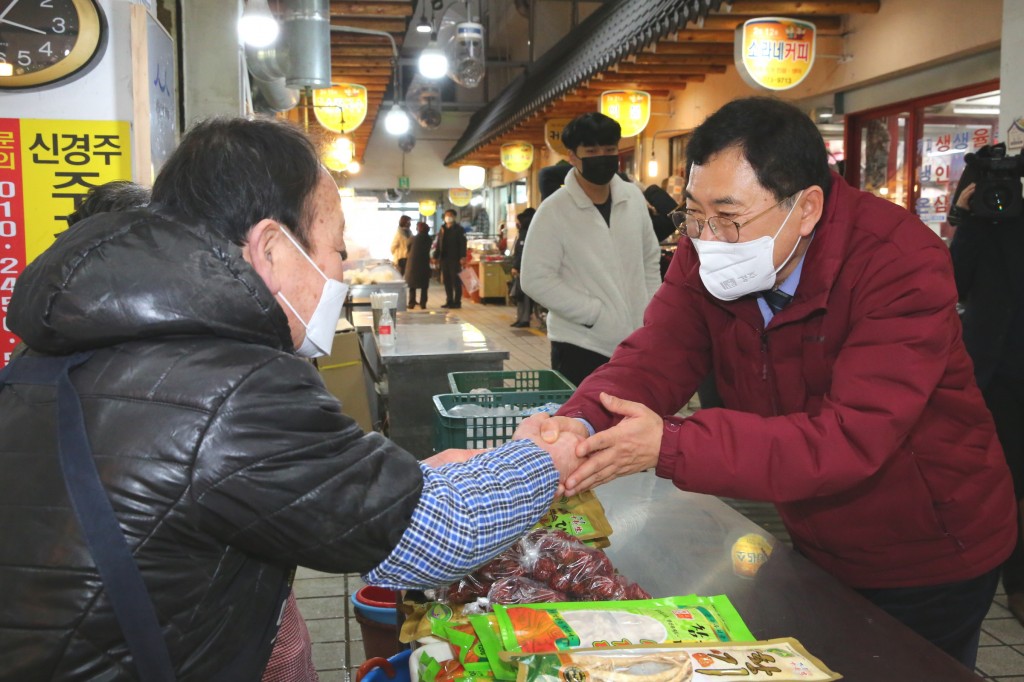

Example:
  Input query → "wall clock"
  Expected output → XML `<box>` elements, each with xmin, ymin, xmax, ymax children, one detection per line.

<box><xmin>0</xmin><ymin>0</ymin><xmax>107</xmax><ymax>90</ymax></box>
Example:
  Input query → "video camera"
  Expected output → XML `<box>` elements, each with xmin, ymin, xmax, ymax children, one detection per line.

<box><xmin>955</xmin><ymin>143</ymin><xmax>1024</xmax><ymax>220</ymax></box>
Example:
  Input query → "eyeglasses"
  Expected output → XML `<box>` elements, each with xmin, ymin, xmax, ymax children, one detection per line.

<box><xmin>669</xmin><ymin>194</ymin><xmax>797</xmax><ymax>244</ymax></box>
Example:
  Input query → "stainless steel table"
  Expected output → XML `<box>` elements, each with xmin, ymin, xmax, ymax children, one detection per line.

<box><xmin>351</xmin><ymin>310</ymin><xmax>509</xmax><ymax>457</ymax></box>
<box><xmin>598</xmin><ymin>473</ymin><xmax>978</xmax><ymax>681</ymax></box>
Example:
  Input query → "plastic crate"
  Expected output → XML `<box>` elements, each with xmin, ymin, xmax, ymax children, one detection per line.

<box><xmin>447</xmin><ymin>369</ymin><xmax>575</xmax><ymax>394</ymax></box>
<box><xmin>432</xmin><ymin>391</ymin><xmax>569</xmax><ymax>451</ymax></box>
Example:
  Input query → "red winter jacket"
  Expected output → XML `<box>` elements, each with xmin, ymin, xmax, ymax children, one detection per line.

<box><xmin>559</xmin><ymin>173</ymin><xmax>1016</xmax><ymax>589</ymax></box>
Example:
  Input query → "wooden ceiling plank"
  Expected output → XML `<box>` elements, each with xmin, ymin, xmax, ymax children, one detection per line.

<box><xmin>613</xmin><ymin>63</ymin><xmax>726</xmax><ymax>75</ymax></box>
<box><xmin>644</xmin><ymin>42</ymin><xmax>733</xmax><ymax>55</ymax></box>
<box><xmin>329</xmin><ymin>18</ymin><xmax>406</xmax><ymax>32</ymax></box>
<box><xmin>631</xmin><ymin>54</ymin><xmax>732</xmax><ymax>66</ymax></box>
<box><xmin>725</xmin><ymin>0</ymin><xmax>879</xmax><ymax>14</ymax></box>
<box><xmin>688</xmin><ymin>14</ymin><xmax>842</xmax><ymax>31</ymax></box>
<box><xmin>330</xmin><ymin>2</ymin><xmax>413</xmax><ymax>17</ymax></box>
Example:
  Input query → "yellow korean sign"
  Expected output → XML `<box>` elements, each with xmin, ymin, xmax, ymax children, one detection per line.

<box><xmin>322</xmin><ymin>136</ymin><xmax>355</xmax><ymax>172</ymax></box>
<box><xmin>545</xmin><ymin>118</ymin><xmax>572</xmax><ymax>156</ymax></box>
<box><xmin>313</xmin><ymin>83</ymin><xmax>368</xmax><ymax>134</ymax></box>
<box><xmin>500</xmin><ymin>142</ymin><xmax>534</xmax><ymax>173</ymax></box>
<box><xmin>419</xmin><ymin>199</ymin><xmax>437</xmax><ymax>216</ymax></box>
<box><xmin>0</xmin><ymin>118</ymin><xmax>132</xmax><ymax>366</ymax></box>
<box><xmin>448</xmin><ymin>188</ymin><xmax>472</xmax><ymax>207</ymax></box>
<box><xmin>737</xmin><ymin>18</ymin><xmax>816</xmax><ymax>91</ymax></box>
<box><xmin>599</xmin><ymin>90</ymin><xmax>650</xmax><ymax>138</ymax></box>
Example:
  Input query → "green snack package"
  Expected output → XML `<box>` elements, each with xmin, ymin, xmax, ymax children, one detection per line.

<box><xmin>433</xmin><ymin>619</ymin><xmax>489</xmax><ymax>666</ymax></box>
<box><xmin>493</xmin><ymin>595</ymin><xmax>754</xmax><ymax>653</ymax></box>
<box><xmin>470</xmin><ymin>613</ymin><xmax>520</xmax><ymax>681</ymax></box>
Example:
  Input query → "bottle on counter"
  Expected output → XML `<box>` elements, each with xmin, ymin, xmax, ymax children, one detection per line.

<box><xmin>378</xmin><ymin>305</ymin><xmax>396</xmax><ymax>348</ymax></box>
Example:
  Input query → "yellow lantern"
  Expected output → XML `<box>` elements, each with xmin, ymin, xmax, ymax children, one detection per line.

<box><xmin>459</xmin><ymin>165</ymin><xmax>486</xmax><ymax>190</ymax></box>
<box><xmin>322</xmin><ymin>135</ymin><xmax>355</xmax><ymax>172</ymax></box>
<box><xmin>313</xmin><ymin>83</ymin><xmax>368</xmax><ymax>134</ymax></box>
<box><xmin>737</xmin><ymin>17</ymin><xmax>816</xmax><ymax>91</ymax></box>
<box><xmin>448</xmin><ymin>188</ymin><xmax>472</xmax><ymax>207</ymax></box>
<box><xmin>599</xmin><ymin>90</ymin><xmax>651</xmax><ymax>138</ymax></box>
<box><xmin>419</xmin><ymin>199</ymin><xmax>437</xmax><ymax>217</ymax></box>
<box><xmin>544</xmin><ymin>118</ymin><xmax>572</xmax><ymax>156</ymax></box>
<box><xmin>500</xmin><ymin>142</ymin><xmax>534</xmax><ymax>173</ymax></box>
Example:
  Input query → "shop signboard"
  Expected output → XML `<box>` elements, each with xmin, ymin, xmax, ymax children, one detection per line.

<box><xmin>0</xmin><ymin>118</ymin><xmax>132</xmax><ymax>367</ymax></box>
<box><xmin>313</xmin><ymin>84</ymin><xmax>368</xmax><ymax>134</ymax></box>
<box><xmin>736</xmin><ymin>17</ymin><xmax>816</xmax><ymax>91</ymax></box>
<box><xmin>448</xmin><ymin>188</ymin><xmax>472</xmax><ymax>207</ymax></box>
<box><xmin>599</xmin><ymin>90</ymin><xmax>651</xmax><ymax>138</ymax></box>
<box><xmin>500</xmin><ymin>142</ymin><xmax>534</xmax><ymax>173</ymax></box>
<box><xmin>545</xmin><ymin>118</ymin><xmax>572</xmax><ymax>156</ymax></box>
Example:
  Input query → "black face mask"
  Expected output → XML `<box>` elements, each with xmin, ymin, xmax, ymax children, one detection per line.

<box><xmin>579</xmin><ymin>154</ymin><xmax>619</xmax><ymax>185</ymax></box>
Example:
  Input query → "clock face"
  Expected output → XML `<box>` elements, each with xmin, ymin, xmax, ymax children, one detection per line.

<box><xmin>0</xmin><ymin>0</ymin><xmax>106</xmax><ymax>90</ymax></box>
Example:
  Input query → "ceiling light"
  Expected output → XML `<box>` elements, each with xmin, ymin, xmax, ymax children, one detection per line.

<box><xmin>238</xmin><ymin>0</ymin><xmax>279</xmax><ymax>48</ymax></box>
<box><xmin>416</xmin><ymin>5</ymin><xmax>432</xmax><ymax>33</ymax></box>
<box><xmin>952</xmin><ymin>106</ymin><xmax>1001</xmax><ymax>115</ymax></box>
<box><xmin>647</xmin><ymin>158</ymin><xmax>659</xmax><ymax>178</ymax></box>
<box><xmin>384</xmin><ymin>103</ymin><xmax>411</xmax><ymax>136</ymax></box>
<box><xmin>418</xmin><ymin>40</ymin><xmax>449</xmax><ymax>79</ymax></box>
<box><xmin>459</xmin><ymin>165</ymin><xmax>485</xmax><ymax>190</ymax></box>
<box><xmin>347</xmin><ymin>161</ymin><xmax>361</xmax><ymax>174</ymax></box>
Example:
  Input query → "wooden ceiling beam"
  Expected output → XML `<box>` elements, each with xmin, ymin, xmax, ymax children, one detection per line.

<box><xmin>330</xmin><ymin>2</ymin><xmax>413</xmax><ymax>17</ymax></box>
<box><xmin>689</xmin><ymin>14</ymin><xmax>842</xmax><ymax>31</ymax></box>
<box><xmin>653</xmin><ymin>29</ymin><xmax>734</xmax><ymax>44</ymax></box>
<box><xmin>329</xmin><ymin>18</ymin><xmax>406</xmax><ymax>32</ymax></box>
<box><xmin>613</xmin><ymin>63</ymin><xmax>726</xmax><ymax>75</ymax></box>
<box><xmin>330</xmin><ymin>45</ymin><xmax>396</xmax><ymax>57</ymax></box>
<box><xmin>630</xmin><ymin>54</ymin><xmax>731</xmax><ymax>66</ymax></box>
<box><xmin>330</xmin><ymin>33</ymin><xmax>405</xmax><ymax>46</ymax></box>
<box><xmin>642</xmin><ymin>42</ymin><xmax>733</xmax><ymax>56</ymax></box>
<box><xmin>724</xmin><ymin>0</ymin><xmax>879</xmax><ymax>14</ymax></box>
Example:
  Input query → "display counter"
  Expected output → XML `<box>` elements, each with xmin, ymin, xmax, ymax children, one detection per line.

<box><xmin>351</xmin><ymin>310</ymin><xmax>508</xmax><ymax>457</ymax></box>
<box><xmin>599</xmin><ymin>473</ymin><xmax>978</xmax><ymax>681</ymax></box>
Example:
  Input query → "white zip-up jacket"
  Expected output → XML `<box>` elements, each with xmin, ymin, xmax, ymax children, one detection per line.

<box><xmin>521</xmin><ymin>168</ymin><xmax>661</xmax><ymax>357</ymax></box>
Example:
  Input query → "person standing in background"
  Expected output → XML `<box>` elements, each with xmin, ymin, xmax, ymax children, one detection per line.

<box><xmin>949</xmin><ymin>169</ymin><xmax>1024</xmax><ymax>627</ymax></box>
<box><xmin>434</xmin><ymin>208</ymin><xmax>467</xmax><ymax>309</ymax></box>
<box><xmin>405</xmin><ymin>221</ymin><xmax>433</xmax><ymax>309</ymax></box>
<box><xmin>521</xmin><ymin>112</ymin><xmax>661</xmax><ymax>385</ymax></box>
<box><xmin>510</xmin><ymin>208</ymin><xmax>536</xmax><ymax>328</ymax></box>
<box><xmin>390</xmin><ymin>214</ymin><xmax>413</xmax><ymax>275</ymax></box>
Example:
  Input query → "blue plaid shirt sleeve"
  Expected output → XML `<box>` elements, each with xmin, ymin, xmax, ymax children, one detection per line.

<box><xmin>363</xmin><ymin>439</ymin><xmax>558</xmax><ymax>589</ymax></box>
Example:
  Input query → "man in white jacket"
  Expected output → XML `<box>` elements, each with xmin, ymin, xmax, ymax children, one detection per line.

<box><xmin>521</xmin><ymin>112</ymin><xmax>661</xmax><ymax>386</ymax></box>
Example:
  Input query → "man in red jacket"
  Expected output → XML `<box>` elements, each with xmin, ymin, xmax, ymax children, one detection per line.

<box><xmin>544</xmin><ymin>97</ymin><xmax>1017</xmax><ymax>669</ymax></box>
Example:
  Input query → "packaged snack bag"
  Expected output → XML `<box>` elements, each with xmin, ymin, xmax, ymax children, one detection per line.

<box><xmin>493</xmin><ymin>596</ymin><xmax>753</xmax><ymax>654</ymax></box>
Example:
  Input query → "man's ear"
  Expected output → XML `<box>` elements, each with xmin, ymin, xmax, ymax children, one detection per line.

<box><xmin>798</xmin><ymin>185</ymin><xmax>826</xmax><ymax>237</ymax></box>
<box><xmin>242</xmin><ymin>219</ymin><xmax>283</xmax><ymax>295</ymax></box>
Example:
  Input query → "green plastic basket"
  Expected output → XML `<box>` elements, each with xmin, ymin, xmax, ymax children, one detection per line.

<box><xmin>432</xmin><ymin>391</ymin><xmax>569</xmax><ymax>451</ymax></box>
<box><xmin>447</xmin><ymin>369</ymin><xmax>575</xmax><ymax>394</ymax></box>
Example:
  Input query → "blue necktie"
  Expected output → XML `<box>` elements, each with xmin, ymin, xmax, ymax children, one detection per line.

<box><xmin>762</xmin><ymin>288</ymin><xmax>793</xmax><ymax>314</ymax></box>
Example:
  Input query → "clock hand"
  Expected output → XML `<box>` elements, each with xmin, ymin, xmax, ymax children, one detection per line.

<box><xmin>0</xmin><ymin>17</ymin><xmax>45</xmax><ymax>34</ymax></box>
<box><xmin>0</xmin><ymin>0</ymin><xmax>23</xmax><ymax>25</ymax></box>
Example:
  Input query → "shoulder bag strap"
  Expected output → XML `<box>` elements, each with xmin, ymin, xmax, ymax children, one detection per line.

<box><xmin>0</xmin><ymin>354</ymin><xmax>177</xmax><ymax>682</ymax></box>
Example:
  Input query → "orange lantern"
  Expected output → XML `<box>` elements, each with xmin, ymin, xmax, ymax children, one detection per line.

<box><xmin>545</xmin><ymin>118</ymin><xmax>572</xmax><ymax>156</ymax></box>
<box><xmin>313</xmin><ymin>83</ymin><xmax>368</xmax><ymax>133</ymax></box>
<box><xmin>500</xmin><ymin>142</ymin><xmax>534</xmax><ymax>173</ymax></box>
<box><xmin>448</xmin><ymin>188</ymin><xmax>472</xmax><ymax>207</ymax></box>
<box><xmin>736</xmin><ymin>18</ymin><xmax>816</xmax><ymax>91</ymax></box>
<box><xmin>599</xmin><ymin>90</ymin><xmax>651</xmax><ymax>138</ymax></box>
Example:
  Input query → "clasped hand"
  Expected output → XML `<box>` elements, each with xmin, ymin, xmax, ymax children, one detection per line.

<box><xmin>539</xmin><ymin>392</ymin><xmax>663</xmax><ymax>496</ymax></box>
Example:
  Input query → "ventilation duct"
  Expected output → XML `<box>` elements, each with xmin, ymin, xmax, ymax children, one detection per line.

<box><xmin>245</xmin><ymin>42</ymin><xmax>300</xmax><ymax>113</ymax></box>
<box><xmin>281</xmin><ymin>0</ymin><xmax>331</xmax><ymax>89</ymax></box>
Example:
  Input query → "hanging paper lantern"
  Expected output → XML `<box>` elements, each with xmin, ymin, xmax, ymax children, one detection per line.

<box><xmin>599</xmin><ymin>90</ymin><xmax>651</xmax><ymax>138</ymax></box>
<box><xmin>313</xmin><ymin>84</ymin><xmax>368</xmax><ymax>134</ymax></box>
<box><xmin>500</xmin><ymin>142</ymin><xmax>534</xmax><ymax>173</ymax></box>
<box><xmin>459</xmin><ymin>165</ymin><xmax>486</xmax><ymax>190</ymax></box>
<box><xmin>544</xmin><ymin>118</ymin><xmax>572</xmax><ymax>156</ymax></box>
<box><xmin>419</xmin><ymin>199</ymin><xmax>437</xmax><ymax>216</ymax></box>
<box><xmin>322</xmin><ymin>136</ymin><xmax>355</xmax><ymax>172</ymax></box>
<box><xmin>449</xmin><ymin>188</ymin><xmax>472</xmax><ymax>207</ymax></box>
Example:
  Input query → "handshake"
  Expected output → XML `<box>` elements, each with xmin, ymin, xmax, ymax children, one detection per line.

<box><xmin>424</xmin><ymin>392</ymin><xmax>666</xmax><ymax>497</ymax></box>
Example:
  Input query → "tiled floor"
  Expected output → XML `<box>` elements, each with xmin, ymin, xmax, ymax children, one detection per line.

<box><xmin>298</xmin><ymin>279</ymin><xmax>1024</xmax><ymax>681</ymax></box>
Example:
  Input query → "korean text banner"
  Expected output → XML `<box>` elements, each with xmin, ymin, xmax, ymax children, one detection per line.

<box><xmin>0</xmin><ymin>118</ymin><xmax>132</xmax><ymax>367</ymax></box>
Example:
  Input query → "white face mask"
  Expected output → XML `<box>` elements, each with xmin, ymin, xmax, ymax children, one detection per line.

<box><xmin>691</xmin><ymin>191</ymin><xmax>804</xmax><ymax>301</ymax></box>
<box><xmin>275</xmin><ymin>226</ymin><xmax>349</xmax><ymax>358</ymax></box>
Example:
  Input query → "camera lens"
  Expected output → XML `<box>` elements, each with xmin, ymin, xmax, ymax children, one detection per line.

<box><xmin>981</xmin><ymin>185</ymin><xmax>1015</xmax><ymax>213</ymax></box>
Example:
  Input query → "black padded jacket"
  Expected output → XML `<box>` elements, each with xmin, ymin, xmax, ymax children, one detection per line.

<box><xmin>0</xmin><ymin>210</ymin><xmax>423</xmax><ymax>681</ymax></box>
